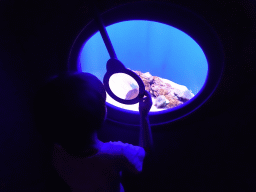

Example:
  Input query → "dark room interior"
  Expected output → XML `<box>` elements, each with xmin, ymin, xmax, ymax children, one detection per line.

<box><xmin>0</xmin><ymin>0</ymin><xmax>256</xmax><ymax>191</ymax></box>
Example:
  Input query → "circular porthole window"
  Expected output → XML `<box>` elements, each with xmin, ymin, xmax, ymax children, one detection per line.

<box><xmin>68</xmin><ymin>2</ymin><xmax>224</xmax><ymax>126</ymax></box>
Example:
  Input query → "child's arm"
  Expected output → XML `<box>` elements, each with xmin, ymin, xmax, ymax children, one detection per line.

<box><xmin>120</xmin><ymin>91</ymin><xmax>152</xmax><ymax>177</ymax></box>
<box><xmin>139</xmin><ymin>91</ymin><xmax>153</xmax><ymax>154</ymax></box>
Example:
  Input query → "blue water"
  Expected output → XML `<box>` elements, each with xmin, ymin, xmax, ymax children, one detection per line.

<box><xmin>79</xmin><ymin>20</ymin><xmax>208</xmax><ymax>95</ymax></box>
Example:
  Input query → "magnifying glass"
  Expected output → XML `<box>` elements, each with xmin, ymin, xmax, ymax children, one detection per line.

<box><xmin>93</xmin><ymin>3</ymin><xmax>146</xmax><ymax>105</ymax></box>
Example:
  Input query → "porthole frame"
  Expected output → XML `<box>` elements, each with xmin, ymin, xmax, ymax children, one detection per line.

<box><xmin>68</xmin><ymin>1</ymin><xmax>224</xmax><ymax>126</ymax></box>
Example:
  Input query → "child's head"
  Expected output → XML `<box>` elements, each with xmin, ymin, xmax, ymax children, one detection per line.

<box><xmin>33</xmin><ymin>72</ymin><xmax>107</xmax><ymax>155</ymax></box>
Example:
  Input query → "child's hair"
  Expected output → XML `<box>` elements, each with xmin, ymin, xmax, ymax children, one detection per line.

<box><xmin>33</xmin><ymin>72</ymin><xmax>106</xmax><ymax>155</ymax></box>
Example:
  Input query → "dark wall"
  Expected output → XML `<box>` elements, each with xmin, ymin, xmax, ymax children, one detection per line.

<box><xmin>0</xmin><ymin>0</ymin><xmax>255</xmax><ymax>191</ymax></box>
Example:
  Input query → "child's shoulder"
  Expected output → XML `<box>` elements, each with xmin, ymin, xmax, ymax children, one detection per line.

<box><xmin>100</xmin><ymin>141</ymin><xmax>146</xmax><ymax>173</ymax></box>
<box><xmin>100</xmin><ymin>141</ymin><xmax>144</xmax><ymax>154</ymax></box>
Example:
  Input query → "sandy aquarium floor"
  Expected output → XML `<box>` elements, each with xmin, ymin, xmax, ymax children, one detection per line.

<box><xmin>106</xmin><ymin>93</ymin><xmax>168</xmax><ymax>112</ymax></box>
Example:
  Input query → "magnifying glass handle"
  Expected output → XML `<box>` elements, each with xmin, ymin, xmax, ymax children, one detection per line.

<box><xmin>92</xmin><ymin>3</ymin><xmax>117</xmax><ymax>59</ymax></box>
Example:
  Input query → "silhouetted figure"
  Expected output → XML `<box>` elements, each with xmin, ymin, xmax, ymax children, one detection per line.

<box><xmin>33</xmin><ymin>72</ymin><xmax>153</xmax><ymax>192</ymax></box>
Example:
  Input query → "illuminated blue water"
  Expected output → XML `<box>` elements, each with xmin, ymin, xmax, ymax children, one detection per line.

<box><xmin>79</xmin><ymin>20</ymin><xmax>208</xmax><ymax>95</ymax></box>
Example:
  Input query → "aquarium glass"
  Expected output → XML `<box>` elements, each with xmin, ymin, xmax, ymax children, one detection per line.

<box><xmin>79</xmin><ymin>20</ymin><xmax>208</xmax><ymax>111</ymax></box>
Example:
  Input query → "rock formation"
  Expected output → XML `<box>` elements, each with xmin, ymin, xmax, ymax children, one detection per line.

<box><xmin>133</xmin><ymin>70</ymin><xmax>194</xmax><ymax>109</ymax></box>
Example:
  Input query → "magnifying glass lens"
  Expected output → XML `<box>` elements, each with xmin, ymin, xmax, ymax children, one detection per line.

<box><xmin>109</xmin><ymin>73</ymin><xmax>139</xmax><ymax>100</ymax></box>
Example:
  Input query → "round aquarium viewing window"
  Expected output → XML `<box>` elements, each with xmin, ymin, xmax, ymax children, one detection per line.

<box><xmin>68</xmin><ymin>2</ymin><xmax>224</xmax><ymax>126</ymax></box>
<box><xmin>79</xmin><ymin>20</ymin><xmax>207</xmax><ymax>111</ymax></box>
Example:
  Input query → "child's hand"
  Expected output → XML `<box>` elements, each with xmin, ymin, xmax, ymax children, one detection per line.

<box><xmin>139</xmin><ymin>90</ymin><xmax>152</xmax><ymax>117</ymax></box>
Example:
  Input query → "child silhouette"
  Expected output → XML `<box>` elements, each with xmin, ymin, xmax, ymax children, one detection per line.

<box><xmin>33</xmin><ymin>72</ymin><xmax>153</xmax><ymax>192</ymax></box>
